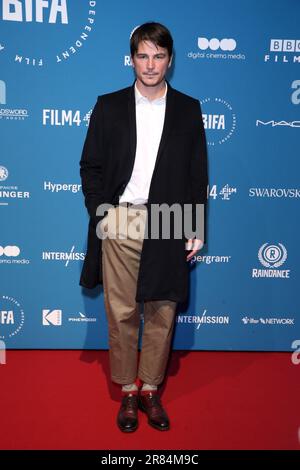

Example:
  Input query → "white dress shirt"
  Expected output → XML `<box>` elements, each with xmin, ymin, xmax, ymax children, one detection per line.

<box><xmin>119</xmin><ymin>82</ymin><xmax>167</xmax><ymax>205</ymax></box>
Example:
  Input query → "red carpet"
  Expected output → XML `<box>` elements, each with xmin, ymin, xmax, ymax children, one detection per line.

<box><xmin>0</xmin><ymin>351</ymin><xmax>299</xmax><ymax>450</ymax></box>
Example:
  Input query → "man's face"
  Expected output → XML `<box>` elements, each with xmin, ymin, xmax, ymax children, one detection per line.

<box><xmin>131</xmin><ymin>40</ymin><xmax>172</xmax><ymax>88</ymax></box>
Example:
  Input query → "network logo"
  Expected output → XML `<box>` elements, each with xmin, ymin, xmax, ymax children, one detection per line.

<box><xmin>198</xmin><ymin>38</ymin><xmax>236</xmax><ymax>51</ymax></box>
<box><xmin>0</xmin><ymin>80</ymin><xmax>6</xmax><ymax>104</ymax></box>
<box><xmin>42</xmin><ymin>309</ymin><xmax>62</xmax><ymax>326</ymax></box>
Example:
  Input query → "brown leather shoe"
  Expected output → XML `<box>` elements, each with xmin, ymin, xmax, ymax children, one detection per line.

<box><xmin>139</xmin><ymin>391</ymin><xmax>170</xmax><ymax>431</ymax></box>
<box><xmin>117</xmin><ymin>393</ymin><xmax>138</xmax><ymax>433</ymax></box>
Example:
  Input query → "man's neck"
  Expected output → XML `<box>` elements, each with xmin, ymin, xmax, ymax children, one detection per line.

<box><xmin>135</xmin><ymin>79</ymin><xmax>167</xmax><ymax>102</ymax></box>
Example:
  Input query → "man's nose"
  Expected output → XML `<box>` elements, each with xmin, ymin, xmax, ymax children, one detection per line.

<box><xmin>147</xmin><ymin>58</ymin><xmax>154</xmax><ymax>69</ymax></box>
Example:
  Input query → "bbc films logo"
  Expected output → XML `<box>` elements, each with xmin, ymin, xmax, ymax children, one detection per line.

<box><xmin>200</xmin><ymin>98</ymin><xmax>236</xmax><ymax>146</ymax></box>
<box><xmin>0</xmin><ymin>81</ymin><xmax>29</xmax><ymax>121</ymax></box>
<box><xmin>0</xmin><ymin>165</ymin><xmax>31</xmax><ymax>205</ymax></box>
<box><xmin>1</xmin><ymin>1</ymin><xmax>97</xmax><ymax>66</ymax></box>
<box><xmin>252</xmin><ymin>243</ymin><xmax>290</xmax><ymax>278</ymax></box>
<box><xmin>264</xmin><ymin>39</ymin><xmax>300</xmax><ymax>64</ymax></box>
<box><xmin>188</xmin><ymin>37</ymin><xmax>246</xmax><ymax>61</ymax></box>
<box><xmin>0</xmin><ymin>295</ymin><xmax>25</xmax><ymax>339</ymax></box>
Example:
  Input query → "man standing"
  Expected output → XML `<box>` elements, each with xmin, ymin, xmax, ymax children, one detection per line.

<box><xmin>80</xmin><ymin>22</ymin><xmax>208</xmax><ymax>432</ymax></box>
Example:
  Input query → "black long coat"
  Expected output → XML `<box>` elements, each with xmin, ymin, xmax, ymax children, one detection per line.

<box><xmin>79</xmin><ymin>81</ymin><xmax>208</xmax><ymax>303</ymax></box>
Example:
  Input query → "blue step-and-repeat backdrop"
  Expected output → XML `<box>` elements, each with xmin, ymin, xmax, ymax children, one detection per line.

<box><xmin>0</xmin><ymin>0</ymin><xmax>299</xmax><ymax>351</ymax></box>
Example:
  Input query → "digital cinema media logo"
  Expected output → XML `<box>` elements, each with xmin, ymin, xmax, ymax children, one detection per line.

<box><xmin>1</xmin><ymin>0</ymin><xmax>97</xmax><ymax>66</ymax></box>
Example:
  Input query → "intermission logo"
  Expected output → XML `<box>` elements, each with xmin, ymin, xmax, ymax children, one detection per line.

<box><xmin>43</xmin><ymin>181</ymin><xmax>81</xmax><ymax>194</ymax></box>
<box><xmin>42</xmin><ymin>108</ymin><xmax>91</xmax><ymax>126</ymax></box>
<box><xmin>176</xmin><ymin>309</ymin><xmax>230</xmax><ymax>329</ymax></box>
<box><xmin>0</xmin><ymin>80</ymin><xmax>29</xmax><ymax>121</ymax></box>
<box><xmin>200</xmin><ymin>98</ymin><xmax>236</xmax><ymax>146</ymax></box>
<box><xmin>252</xmin><ymin>243</ymin><xmax>290</xmax><ymax>278</ymax></box>
<box><xmin>188</xmin><ymin>37</ymin><xmax>246</xmax><ymax>61</ymax></box>
<box><xmin>0</xmin><ymin>165</ymin><xmax>30</xmax><ymax>205</ymax></box>
<box><xmin>264</xmin><ymin>39</ymin><xmax>300</xmax><ymax>64</ymax></box>
<box><xmin>42</xmin><ymin>245</ymin><xmax>85</xmax><ymax>266</ymax></box>
<box><xmin>208</xmin><ymin>183</ymin><xmax>237</xmax><ymax>200</ymax></box>
<box><xmin>242</xmin><ymin>315</ymin><xmax>294</xmax><ymax>326</ymax></box>
<box><xmin>249</xmin><ymin>187</ymin><xmax>300</xmax><ymax>198</ymax></box>
<box><xmin>0</xmin><ymin>1</ymin><xmax>97</xmax><ymax>66</ymax></box>
<box><xmin>0</xmin><ymin>295</ymin><xmax>25</xmax><ymax>339</ymax></box>
<box><xmin>0</xmin><ymin>245</ymin><xmax>30</xmax><ymax>264</ymax></box>
<box><xmin>291</xmin><ymin>80</ymin><xmax>300</xmax><ymax>104</ymax></box>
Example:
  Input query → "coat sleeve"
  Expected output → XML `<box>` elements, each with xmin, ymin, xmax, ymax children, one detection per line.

<box><xmin>190</xmin><ymin>100</ymin><xmax>208</xmax><ymax>243</ymax></box>
<box><xmin>80</xmin><ymin>97</ymin><xmax>105</xmax><ymax>222</ymax></box>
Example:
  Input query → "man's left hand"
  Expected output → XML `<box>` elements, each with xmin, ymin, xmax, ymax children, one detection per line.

<box><xmin>186</xmin><ymin>239</ymin><xmax>204</xmax><ymax>261</ymax></box>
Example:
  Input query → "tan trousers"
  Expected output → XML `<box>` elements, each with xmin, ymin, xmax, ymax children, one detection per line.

<box><xmin>101</xmin><ymin>204</ymin><xmax>177</xmax><ymax>385</ymax></box>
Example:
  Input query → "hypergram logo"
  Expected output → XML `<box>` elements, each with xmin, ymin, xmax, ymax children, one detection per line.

<box><xmin>1</xmin><ymin>1</ymin><xmax>97</xmax><ymax>67</ymax></box>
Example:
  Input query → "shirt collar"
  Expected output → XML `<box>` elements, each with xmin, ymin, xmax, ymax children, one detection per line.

<box><xmin>135</xmin><ymin>81</ymin><xmax>167</xmax><ymax>105</ymax></box>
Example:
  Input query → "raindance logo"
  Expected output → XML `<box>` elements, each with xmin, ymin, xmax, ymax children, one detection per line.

<box><xmin>0</xmin><ymin>295</ymin><xmax>25</xmax><ymax>339</ymax></box>
<box><xmin>200</xmin><ymin>98</ymin><xmax>236</xmax><ymax>146</ymax></box>
<box><xmin>252</xmin><ymin>243</ymin><xmax>290</xmax><ymax>278</ymax></box>
<box><xmin>1</xmin><ymin>1</ymin><xmax>97</xmax><ymax>67</ymax></box>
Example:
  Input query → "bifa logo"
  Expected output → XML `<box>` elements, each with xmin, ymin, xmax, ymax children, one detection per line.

<box><xmin>0</xmin><ymin>296</ymin><xmax>25</xmax><ymax>339</ymax></box>
<box><xmin>0</xmin><ymin>310</ymin><xmax>14</xmax><ymax>325</ymax></box>
<box><xmin>200</xmin><ymin>97</ymin><xmax>236</xmax><ymax>146</ymax></box>
<box><xmin>1</xmin><ymin>1</ymin><xmax>97</xmax><ymax>67</ymax></box>
<box><xmin>0</xmin><ymin>80</ymin><xmax>6</xmax><ymax>104</ymax></box>
<box><xmin>42</xmin><ymin>309</ymin><xmax>62</xmax><ymax>326</ymax></box>
<box><xmin>2</xmin><ymin>0</ymin><xmax>69</xmax><ymax>24</ymax></box>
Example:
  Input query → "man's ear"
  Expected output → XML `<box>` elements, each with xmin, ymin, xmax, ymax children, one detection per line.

<box><xmin>168</xmin><ymin>54</ymin><xmax>173</xmax><ymax>68</ymax></box>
